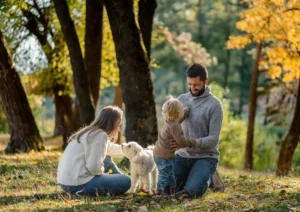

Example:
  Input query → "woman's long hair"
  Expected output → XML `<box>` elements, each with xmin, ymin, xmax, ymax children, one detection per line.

<box><xmin>68</xmin><ymin>106</ymin><xmax>123</xmax><ymax>143</ymax></box>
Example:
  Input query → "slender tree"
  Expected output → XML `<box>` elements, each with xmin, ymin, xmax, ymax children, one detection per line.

<box><xmin>85</xmin><ymin>0</ymin><xmax>103</xmax><ymax>107</ymax></box>
<box><xmin>0</xmin><ymin>31</ymin><xmax>44</xmax><ymax>153</ymax></box>
<box><xmin>53</xmin><ymin>0</ymin><xmax>95</xmax><ymax>125</ymax></box>
<box><xmin>104</xmin><ymin>0</ymin><xmax>158</xmax><ymax>147</ymax></box>
<box><xmin>244</xmin><ymin>43</ymin><xmax>263</xmax><ymax>170</ymax></box>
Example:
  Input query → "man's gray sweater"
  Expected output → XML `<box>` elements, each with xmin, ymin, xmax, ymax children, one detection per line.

<box><xmin>177</xmin><ymin>86</ymin><xmax>223</xmax><ymax>160</ymax></box>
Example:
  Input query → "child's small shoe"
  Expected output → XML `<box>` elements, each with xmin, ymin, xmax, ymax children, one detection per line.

<box><xmin>155</xmin><ymin>190</ymin><xmax>163</xmax><ymax>195</ymax></box>
<box><xmin>169</xmin><ymin>187</ymin><xmax>176</xmax><ymax>195</ymax></box>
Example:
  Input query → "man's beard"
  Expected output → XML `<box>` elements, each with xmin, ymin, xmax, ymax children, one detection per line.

<box><xmin>189</xmin><ymin>85</ymin><xmax>206</xmax><ymax>97</ymax></box>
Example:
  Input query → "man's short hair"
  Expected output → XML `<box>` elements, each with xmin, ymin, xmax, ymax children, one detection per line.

<box><xmin>186</xmin><ymin>63</ymin><xmax>208</xmax><ymax>80</ymax></box>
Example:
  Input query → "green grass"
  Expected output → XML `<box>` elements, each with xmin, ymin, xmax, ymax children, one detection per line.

<box><xmin>0</xmin><ymin>135</ymin><xmax>299</xmax><ymax>211</ymax></box>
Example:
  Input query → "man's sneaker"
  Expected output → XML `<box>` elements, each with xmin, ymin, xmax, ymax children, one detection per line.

<box><xmin>170</xmin><ymin>189</ymin><xmax>186</xmax><ymax>197</ymax></box>
<box><xmin>211</xmin><ymin>170</ymin><xmax>225</xmax><ymax>192</ymax></box>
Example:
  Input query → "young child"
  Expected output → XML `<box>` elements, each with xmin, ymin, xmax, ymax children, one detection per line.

<box><xmin>153</xmin><ymin>96</ymin><xmax>197</xmax><ymax>195</ymax></box>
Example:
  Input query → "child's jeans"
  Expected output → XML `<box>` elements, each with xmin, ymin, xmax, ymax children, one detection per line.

<box><xmin>154</xmin><ymin>156</ymin><xmax>176</xmax><ymax>192</ymax></box>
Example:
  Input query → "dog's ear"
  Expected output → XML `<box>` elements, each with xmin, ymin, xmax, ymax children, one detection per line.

<box><xmin>132</xmin><ymin>152</ymin><xmax>142</xmax><ymax>162</ymax></box>
<box><xmin>134</xmin><ymin>143</ymin><xmax>143</xmax><ymax>153</ymax></box>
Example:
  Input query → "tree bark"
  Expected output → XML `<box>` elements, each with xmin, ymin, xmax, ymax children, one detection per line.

<box><xmin>138</xmin><ymin>0</ymin><xmax>157</xmax><ymax>60</ymax></box>
<box><xmin>0</xmin><ymin>31</ymin><xmax>44</xmax><ymax>153</ymax></box>
<box><xmin>53</xmin><ymin>0</ymin><xmax>95</xmax><ymax>125</ymax></box>
<box><xmin>53</xmin><ymin>84</ymin><xmax>76</xmax><ymax>149</ymax></box>
<box><xmin>244</xmin><ymin>43</ymin><xmax>263</xmax><ymax>170</ymax></box>
<box><xmin>85</xmin><ymin>0</ymin><xmax>103</xmax><ymax>107</ymax></box>
<box><xmin>114</xmin><ymin>84</ymin><xmax>123</xmax><ymax>144</ymax></box>
<box><xmin>104</xmin><ymin>0</ymin><xmax>158</xmax><ymax>147</ymax></box>
<box><xmin>276</xmin><ymin>78</ymin><xmax>300</xmax><ymax>176</ymax></box>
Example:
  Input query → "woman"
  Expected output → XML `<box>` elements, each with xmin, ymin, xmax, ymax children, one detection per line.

<box><xmin>57</xmin><ymin>106</ymin><xmax>130</xmax><ymax>196</ymax></box>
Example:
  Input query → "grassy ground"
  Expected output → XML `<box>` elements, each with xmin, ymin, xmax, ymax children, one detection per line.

<box><xmin>0</xmin><ymin>135</ymin><xmax>299</xmax><ymax>212</ymax></box>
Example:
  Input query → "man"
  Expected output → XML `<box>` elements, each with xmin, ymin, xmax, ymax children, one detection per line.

<box><xmin>171</xmin><ymin>63</ymin><xmax>224</xmax><ymax>197</ymax></box>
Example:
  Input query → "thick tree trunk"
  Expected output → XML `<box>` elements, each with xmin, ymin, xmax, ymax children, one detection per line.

<box><xmin>53</xmin><ymin>0</ymin><xmax>95</xmax><ymax>125</ymax></box>
<box><xmin>138</xmin><ymin>0</ymin><xmax>157</xmax><ymax>60</ymax></box>
<box><xmin>114</xmin><ymin>84</ymin><xmax>123</xmax><ymax>144</ymax></box>
<box><xmin>244</xmin><ymin>43</ymin><xmax>263</xmax><ymax>170</ymax></box>
<box><xmin>0</xmin><ymin>31</ymin><xmax>44</xmax><ymax>153</ymax></box>
<box><xmin>104</xmin><ymin>0</ymin><xmax>158</xmax><ymax>147</ymax></box>
<box><xmin>85</xmin><ymin>0</ymin><xmax>103</xmax><ymax>107</ymax></box>
<box><xmin>276</xmin><ymin>78</ymin><xmax>300</xmax><ymax>176</ymax></box>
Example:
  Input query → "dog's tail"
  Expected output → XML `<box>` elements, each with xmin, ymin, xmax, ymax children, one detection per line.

<box><xmin>146</xmin><ymin>145</ymin><xmax>155</xmax><ymax>151</ymax></box>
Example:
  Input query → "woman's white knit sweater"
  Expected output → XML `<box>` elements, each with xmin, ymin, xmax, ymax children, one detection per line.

<box><xmin>57</xmin><ymin>130</ymin><xmax>123</xmax><ymax>186</ymax></box>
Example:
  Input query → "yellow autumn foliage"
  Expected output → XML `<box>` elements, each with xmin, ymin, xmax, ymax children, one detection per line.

<box><xmin>227</xmin><ymin>0</ymin><xmax>300</xmax><ymax>82</ymax></box>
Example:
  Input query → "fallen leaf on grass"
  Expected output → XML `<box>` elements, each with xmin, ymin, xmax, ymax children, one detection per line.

<box><xmin>208</xmin><ymin>198</ymin><xmax>216</xmax><ymax>204</ymax></box>
<box><xmin>183</xmin><ymin>199</ymin><xmax>191</xmax><ymax>208</ymax></box>
<box><xmin>170</xmin><ymin>198</ymin><xmax>178</xmax><ymax>202</ymax></box>
<box><xmin>279</xmin><ymin>190</ymin><xmax>286</xmax><ymax>196</ymax></box>
<box><xmin>137</xmin><ymin>205</ymin><xmax>148</xmax><ymax>211</ymax></box>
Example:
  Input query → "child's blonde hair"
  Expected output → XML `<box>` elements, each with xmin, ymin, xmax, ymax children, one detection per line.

<box><xmin>162</xmin><ymin>96</ymin><xmax>183</xmax><ymax>122</ymax></box>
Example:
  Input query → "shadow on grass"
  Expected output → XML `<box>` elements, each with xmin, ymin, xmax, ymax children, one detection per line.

<box><xmin>0</xmin><ymin>164</ymin><xmax>33</xmax><ymax>174</ymax></box>
<box><xmin>0</xmin><ymin>192</ymin><xmax>64</xmax><ymax>205</ymax></box>
<box><xmin>1</xmin><ymin>191</ymin><xmax>188</xmax><ymax>212</ymax></box>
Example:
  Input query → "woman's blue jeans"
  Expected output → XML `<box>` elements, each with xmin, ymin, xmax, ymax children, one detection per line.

<box><xmin>174</xmin><ymin>154</ymin><xmax>218</xmax><ymax>197</ymax></box>
<box><xmin>60</xmin><ymin>174</ymin><xmax>131</xmax><ymax>196</ymax></box>
<box><xmin>60</xmin><ymin>156</ymin><xmax>130</xmax><ymax>196</ymax></box>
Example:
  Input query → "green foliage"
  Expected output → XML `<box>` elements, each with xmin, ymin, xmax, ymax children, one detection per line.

<box><xmin>26</xmin><ymin>95</ymin><xmax>55</xmax><ymax>137</ymax></box>
<box><xmin>212</xmin><ymin>84</ymin><xmax>287</xmax><ymax>171</ymax></box>
<box><xmin>211</xmin><ymin>83</ymin><xmax>247</xmax><ymax>169</ymax></box>
<box><xmin>0</xmin><ymin>105</ymin><xmax>8</xmax><ymax>133</ymax></box>
<box><xmin>292</xmin><ymin>145</ymin><xmax>300</xmax><ymax>175</ymax></box>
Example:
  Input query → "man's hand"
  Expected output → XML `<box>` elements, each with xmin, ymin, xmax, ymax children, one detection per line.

<box><xmin>169</xmin><ymin>139</ymin><xmax>179</xmax><ymax>150</ymax></box>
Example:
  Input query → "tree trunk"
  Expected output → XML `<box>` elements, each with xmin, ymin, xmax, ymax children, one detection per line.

<box><xmin>238</xmin><ymin>50</ymin><xmax>246</xmax><ymax>115</ymax></box>
<box><xmin>276</xmin><ymin>78</ymin><xmax>300</xmax><ymax>176</ymax></box>
<box><xmin>104</xmin><ymin>0</ymin><xmax>158</xmax><ymax>147</ymax></box>
<box><xmin>244</xmin><ymin>43</ymin><xmax>263</xmax><ymax>170</ymax></box>
<box><xmin>0</xmin><ymin>31</ymin><xmax>44</xmax><ymax>153</ymax></box>
<box><xmin>138</xmin><ymin>0</ymin><xmax>157</xmax><ymax>60</ymax></box>
<box><xmin>85</xmin><ymin>0</ymin><xmax>103</xmax><ymax>107</ymax></box>
<box><xmin>53</xmin><ymin>84</ymin><xmax>75</xmax><ymax>149</ymax></box>
<box><xmin>196</xmin><ymin>0</ymin><xmax>206</xmax><ymax>44</ymax></box>
<box><xmin>53</xmin><ymin>0</ymin><xmax>95</xmax><ymax>125</ymax></box>
<box><xmin>223</xmin><ymin>50</ymin><xmax>231</xmax><ymax>88</ymax></box>
<box><xmin>114</xmin><ymin>84</ymin><xmax>123</xmax><ymax>144</ymax></box>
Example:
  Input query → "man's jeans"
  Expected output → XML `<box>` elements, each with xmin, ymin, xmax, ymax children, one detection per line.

<box><xmin>60</xmin><ymin>174</ymin><xmax>131</xmax><ymax>196</ymax></box>
<box><xmin>154</xmin><ymin>156</ymin><xmax>176</xmax><ymax>192</ymax></box>
<box><xmin>174</xmin><ymin>154</ymin><xmax>218</xmax><ymax>197</ymax></box>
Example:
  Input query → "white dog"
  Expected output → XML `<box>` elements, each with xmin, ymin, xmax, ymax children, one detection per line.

<box><xmin>121</xmin><ymin>141</ymin><xmax>158</xmax><ymax>194</ymax></box>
